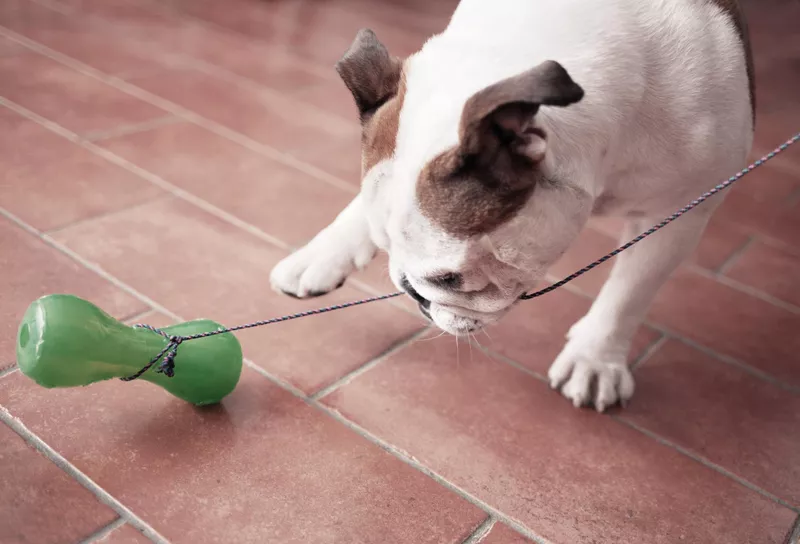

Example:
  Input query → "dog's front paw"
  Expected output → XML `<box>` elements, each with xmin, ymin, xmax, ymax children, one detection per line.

<box><xmin>270</xmin><ymin>238</ymin><xmax>375</xmax><ymax>299</ymax></box>
<box><xmin>548</xmin><ymin>341</ymin><xmax>635</xmax><ymax>412</ymax></box>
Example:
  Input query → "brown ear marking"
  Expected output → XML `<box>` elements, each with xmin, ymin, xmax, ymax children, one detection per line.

<box><xmin>335</xmin><ymin>29</ymin><xmax>403</xmax><ymax>120</ymax></box>
<box><xmin>418</xmin><ymin>60</ymin><xmax>583</xmax><ymax>239</ymax></box>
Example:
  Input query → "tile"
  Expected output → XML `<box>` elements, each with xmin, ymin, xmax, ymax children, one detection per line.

<box><xmin>622</xmin><ymin>340</ymin><xmax>800</xmax><ymax>506</ymax></box>
<box><xmin>99</xmin><ymin>121</ymin><xmax>355</xmax><ymax>247</ymax></box>
<box><xmin>0</xmin><ymin>216</ymin><xmax>147</xmax><ymax>366</ymax></box>
<box><xmin>725</xmin><ymin>239</ymin><xmax>800</xmax><ymax>308</ymax></box>
<box><xmin>547</xmin><ymin>227</ymin><xmax>617</xmax><ymax>297</ymax></box>
<box><xmin>52</xmin><ymin>197</ymin><xmax>422</xmax><ymax>394</ymax></box>
<box><xmin>55</xmin><ymin>0</ymin><xmax>332</xmax><ymax>91</ymax></box>
<box><xmin>549</xmin><ymin>221</ymin><xmax>748</xmax><ymax>299</ymax></box>
<box><xmin>293</xmin><ymin>80</ymin><xmax>359</xmax><ymax>123</ymax></box>
<box><xmin>323</xmin><ymin>338</ymin><xmax>795</xmax><ymax>543</ymax></box>
<box><xmin>0</xmin><ymin>423</ymin><xmax>118</xmax><ymax>544</ymax></box>
<box><xmin>712</xmin><ymin>164</ymin><xmax>800</xmax><ymax>248</ymax></box>
<box><xmin>287</xmin><ymin>129</ymin><xmax>363</xmax><ymax>189</ymax></box>
<box><xmin>691</xmin><ymin>217</ymin><xmax>752</xmax><ymax>271</ymax></box>
<box><xmin>0</xmin><ymin>367</ymin><xmax>485</xmax><ymax>544</ymax></box>
<box><xmin>647</xmin><ymin>268</ymin><xmax>800</xmax><ymax>387</ymax></box>
<box><xmin>0</xmin><ymin>36</ymin><xmax>23</xmax><ymax>56</ymax></box>
<box><xmin>98</xmin><ymin>524</ymin><xmax>151</xmax><ymax>543</ymax></box>
<box><xmin>478</xmin><ymin>286</ymin><xmax>661</xmax><ymax>377</ymax></box>
<box><xmin>0</xmin><ymin>0</ymin><xmax>171</xmax><ymax>79</ymax></box>
<box><xmin>0</xmin><ymin>51</ymin><xmax>167</xmax><ymax>135</ymax></box>
<box><xmin>482</xmin><ymin>523</ymin><xmax>535</xmax><ymax>544</ymax></box>
<box><xmin>127</xmin><ymin>67</ymin><xmax>358</xmax><ymax>158</ymax></box>
<box><xmin>0</xmin><ymin>108</ymin><xmax>164</xmax><ymax>232</ymax></box>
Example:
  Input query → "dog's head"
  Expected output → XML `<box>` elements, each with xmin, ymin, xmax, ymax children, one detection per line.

<box><xmin>337</xmin><ymin>29</ymin><xmax>589</xmax><ymax>335</ymax></box>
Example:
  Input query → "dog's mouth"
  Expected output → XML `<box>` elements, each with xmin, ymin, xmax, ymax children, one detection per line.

<box><xmin>400</xmin><ymin>276</ymin><xmax>433</xmax><ymax>320</ymax></box>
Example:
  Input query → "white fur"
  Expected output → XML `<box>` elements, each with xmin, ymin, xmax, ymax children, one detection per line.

<box><xmin>271</xmin><ymin>0</ymin><xmax>753</xmax><ymax>410</ymax></box>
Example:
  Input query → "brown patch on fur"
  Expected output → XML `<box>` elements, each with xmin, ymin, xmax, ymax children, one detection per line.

<box><xmin>361</xmin><ymin>75</ymin><xmax>406</xmax><ymax>175</ymax></box>
<box><xmin>418</xmin><ymin>61</ymin><xmax>584</xmax><ymax>238</ymax></box>
<box><xmin>417</xmin><ymin>146</ymin><xmax>541</xmax><ymax>238</ymax></box>
<box><xmin>709</xmin><ymin>0</ymin><xmax>756</xmax><ymax>123</ymax></box>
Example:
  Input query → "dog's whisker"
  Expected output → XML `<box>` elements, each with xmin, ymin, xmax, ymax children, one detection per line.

<box><xmin>420</xmin><ymin>328</ymin><xmax>447</xmax><ymax>342</ymax></box>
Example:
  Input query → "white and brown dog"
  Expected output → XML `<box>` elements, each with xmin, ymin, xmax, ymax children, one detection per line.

<box><xmin>271</xmin><ymin>0</ymin><xmax>754</xmax><ymax>411</ymax></box>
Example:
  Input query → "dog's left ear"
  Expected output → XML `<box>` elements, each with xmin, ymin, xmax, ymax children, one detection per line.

<box><xmin>458</xmin><ymin>60</ymin><xmax>584</xmax><ymax>165</ymax></box>
<box><xmin>335</xmin><ymin>29</ymin><xmax>402</xmax><ymax>120</ymax></box>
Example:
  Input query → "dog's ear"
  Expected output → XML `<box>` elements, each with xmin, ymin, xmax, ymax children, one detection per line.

<box><xmin>336</xmin><ymin>29</ymin><xmax>402</xmax><ymax>120</ymax></box>
<box><xmin>458</xmin><ymin>60</ymin><xmax>583</xmax><ymax>168</ymax></box>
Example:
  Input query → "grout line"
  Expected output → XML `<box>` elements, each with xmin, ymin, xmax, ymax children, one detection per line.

<box><xmin>630</xmin><ymin>333</ymin><xmax>669</xmax><ymax>371</ymax></box>
<box><xmin>0</xmin><ymin>407</ymin><xmax>171</xmax><ymax>543</ymax></box>
<box><xmin>689</xmin><ymin>264</ymin><xmax>800</xmax><ymax>315</ymax></box>
<box><xmin>755</xmin><ymin>234</ymin><xmax>800</xmax><ymax>259</ymax></box>
<box><xmin>478</xmin><ymin>345</ymin><xmax>549</xmax><ymax>384</ymax></box>
<box><xmin>311</xmin><ymin>326</ymin><xmax>431</xmax><ymax>400</ymax></box>
<box><xmin>613</xmin><ymin>416</ymin><xmax>800</xmax><ymax>514</ymax></box>
<box><xmin>784</xmin><ymin>514</ymin><xmax>800</xmax><ymax>544</ymax></box>
<box><xmin>76</xmin><ymin>517</ymin><xmax>126</xmax><ymax>544</ymax></box>
<box><xmin>43</xmin><ymin>194</ymin><xmax>174</xmax><ymax>237</ymax></box>
<box><xmin>0</xmin><ymin>365</ymin><xmax>19</xmax><ymax>380</ymax></box>
<box><xmin>0</xmin><ymin>25</ymin><xmax>359</xmax><ymax>197</ymax></box>
<box><xmin>461</xmin><ymin>516</ymin><xmax>497</xmax><ymax>544</ymax></box>
<box><xmin>81</xmin><ymin>115</ymin><xmax>183</xmax><ymax>142</ymax></box>
<box><xmin>714</xmin><ymin>235</ymin><xmax>756</xmax><ymax>275</ymax></box>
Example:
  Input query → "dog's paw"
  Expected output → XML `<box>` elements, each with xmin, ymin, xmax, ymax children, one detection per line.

<box><xmin>270</xmin><ymin>238</ymin><xmax>375</xmax><ymax>298</ymax></box>
<box><xmin>548</xmin><ymin>343</ymin><xmax>635</xmax><ymax>412</ymax></box>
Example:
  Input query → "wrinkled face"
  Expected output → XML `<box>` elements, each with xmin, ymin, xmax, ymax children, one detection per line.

<box><xmin>337</xmin><ymin>30</ymin><xmax>587</xmax><ymax>335</ymax></box>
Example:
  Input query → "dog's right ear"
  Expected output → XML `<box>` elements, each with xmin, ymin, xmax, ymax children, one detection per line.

<box><xmin>336</xmin><ymin>29</ymin><xmax>402</xmax><ymax>120</ymax></box>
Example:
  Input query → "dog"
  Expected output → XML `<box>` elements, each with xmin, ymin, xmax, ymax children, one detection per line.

<box><xmin>270</xmin><ymin>0</ymin><xmax>754</xmax><ymax>411</ymax></box>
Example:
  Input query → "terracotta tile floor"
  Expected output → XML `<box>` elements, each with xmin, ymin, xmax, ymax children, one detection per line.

<box><xmin>0</xmin><ymin>0</ymin><xmax>798</xmax><ymax>542</ymax></box>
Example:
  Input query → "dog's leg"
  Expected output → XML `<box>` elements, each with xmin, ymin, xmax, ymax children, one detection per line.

<box><xmin>270</xmin><ymin>195</ymin><xmax>376</xmax><ymax>298</ymax></box>
<box><xmin>548</xmin><ymin>207</ymin><xmax>714</xmax><ymax>411</ymax></box>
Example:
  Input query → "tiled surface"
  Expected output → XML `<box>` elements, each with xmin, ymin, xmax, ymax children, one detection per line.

<box><xmin>0</xmin><ymin>107</ymin><xmax>165</xmax><ymax>232</ymax></box>
<box><xmin>0</xmin><ymin>423</ymin><xmax>118</xmax><ymax>543</ymax></box>
<box><xmin>0</xmin><ymin>368</ymin><xmax>485</xmax><ymax>544</ymax></box>
<box><xmin>323</xmin><ymin>339</ymin><xmax>795</xmax><ymax>544</ymax></box>
<box><xmin>0</xmin><ymin>0</ymin><xmax>798</xmax><ymax>543</ymax></box>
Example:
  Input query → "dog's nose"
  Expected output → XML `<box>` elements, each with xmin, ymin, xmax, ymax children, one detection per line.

<box><xmin>400</xmin><ymin>274</ymin><xmax>430</xmax><ymax>310</ymax></box>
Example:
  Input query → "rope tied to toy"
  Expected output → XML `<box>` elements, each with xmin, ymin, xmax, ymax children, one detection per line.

<box><xmin>122</xmin><ymin>132</ymin><xmax>800</xmax><ymax>382</ymax></box>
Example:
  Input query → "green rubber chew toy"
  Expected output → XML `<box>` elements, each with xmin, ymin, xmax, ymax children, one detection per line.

<box><xmin>16</xmin><ymin>294</ymin><xmax>242</xmax><ymax>406</ymax></box>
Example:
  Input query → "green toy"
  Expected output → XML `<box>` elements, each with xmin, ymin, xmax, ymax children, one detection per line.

<box><xmin>16</xmin><ymin>294</ymin><xmax>242</xmax><ymax>406</ymax></box>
